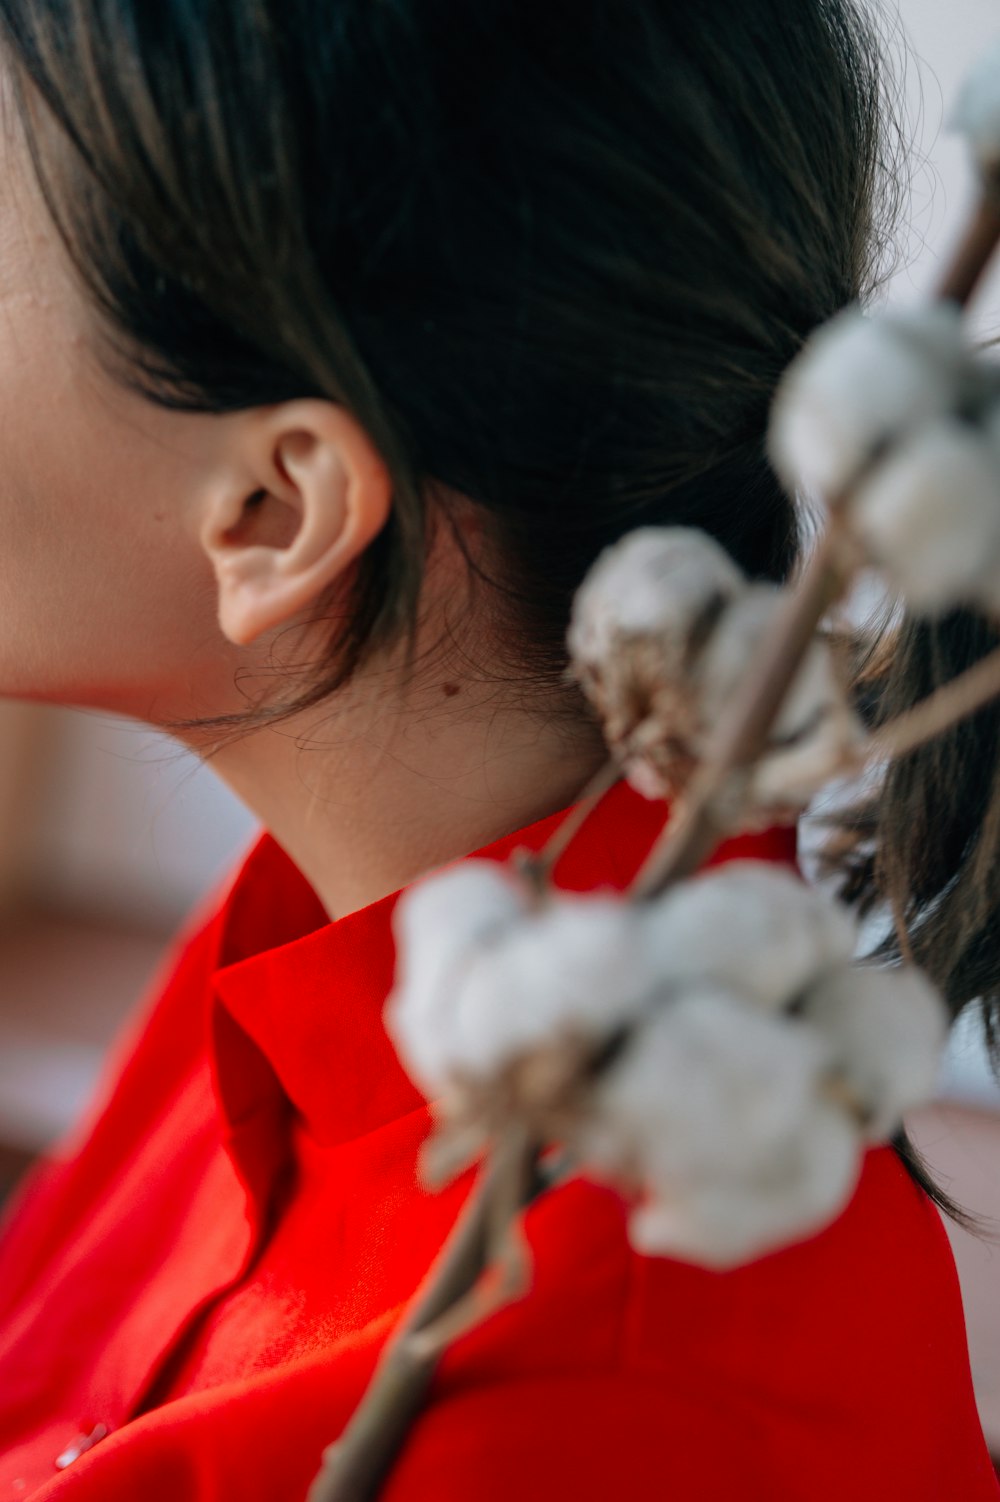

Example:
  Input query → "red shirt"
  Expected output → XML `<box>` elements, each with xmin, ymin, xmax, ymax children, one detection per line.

<box><xmin>0</xmin><ymin>780</ymin><xmax>996</xmax><ymax>1500</ymax></box>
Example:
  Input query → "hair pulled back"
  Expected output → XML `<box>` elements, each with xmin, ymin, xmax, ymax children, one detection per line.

<box><xmin>0</xmin><ymin>0</ymin><xmax>901</xmax><ymax>717</ymax></box>
<box><xmin>3</xmin><ymin>1</ymin><xmax>971</xmax><ymax>1224</ymax></box>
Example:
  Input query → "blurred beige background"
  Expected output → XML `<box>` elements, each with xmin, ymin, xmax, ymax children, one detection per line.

<box><xmin>0</xmin><ymin>705</ymin><xmax>256</xmax><ymax>1180</ymax></box>
<box><xmin>0</xmin><ymin>0</ymin><xmax>998</xmax><ymax>1466</ymax></box>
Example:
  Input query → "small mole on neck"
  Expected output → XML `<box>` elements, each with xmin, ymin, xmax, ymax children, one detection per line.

<box><xmin>442</xmin><ymin>682</ymin><xmax>460</xmax><ymax>698</ymax></box>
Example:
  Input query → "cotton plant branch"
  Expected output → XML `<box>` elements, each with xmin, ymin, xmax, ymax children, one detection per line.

<box><xmin>309</xmin><ymin>48</ymin><xmax>1000</xmax><ymax>1502</ymax></box>
<box><xmin>630</xmin><ymin>522</ymin><xmax>854</xmax><ymax>898</ymax></box>
<box><xmin>734</xmin><ymin>633</ymin><xmax>1000</xmax><ymax>849</ymax></box>
<box><xmin>519</xmin><ymin>755</ymin><xmax>622</xmax><ymax>892</ymax></box>
<box><xmin>632</xmin><ymin>121</ymin><xmax>1000</xmax><ymax>898</ymax></box>
<box><xmin>940</xmin><ymin>192</ymin><xmax>1000</xmax><ymax>306</ymax></box>
<box><xmin>796</xmin><ymin>634</ymin><xmax>1000</xmax><ymax>789</ymax></box>
<box><xmin>868</xmin><ymin>645</ymin><xmax>1000</xmax><ymax>762</ymax></box>
<box><xmin>308</xmin><ymin>1133</ymin><xmax>575</xmax><ymax>1502</ymax></box>
<box><xmin>306</xmin><ymin>1144</ymin><xmax>499</xmax><ymax>1502</ymax></box>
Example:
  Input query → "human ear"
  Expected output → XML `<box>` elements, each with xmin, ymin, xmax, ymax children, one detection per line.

<box><xmin>199</xmin><ymin>399</ymin><xmax>392</xmax><ymax>647</ymax></box>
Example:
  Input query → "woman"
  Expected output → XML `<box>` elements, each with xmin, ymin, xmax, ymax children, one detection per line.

<box><xmin>0</xmin><ymin>0</ymin><xmax>996</xmax><ymax>1497</ymax></box>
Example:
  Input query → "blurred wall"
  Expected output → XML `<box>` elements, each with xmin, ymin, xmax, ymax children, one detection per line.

<box><xmin>888</xmin><ymin>0</ymin><xmax>1000</xmax><ymax>326</ymax></box>
<box><xmin>26</xmin><ymin>707</ymin><xmax>257</xmax><ymax>929</ymax></box>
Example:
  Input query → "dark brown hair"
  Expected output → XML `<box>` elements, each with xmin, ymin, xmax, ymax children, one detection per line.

<box><xmin>1</xmin><ymin>1</ymin><xmax>973</xmax><ymax>1223</ymax></box>
<box><xmin>822</xmin><ymin>609</ymin><xmax>1000</xmax><ymax>1160</ymax></box>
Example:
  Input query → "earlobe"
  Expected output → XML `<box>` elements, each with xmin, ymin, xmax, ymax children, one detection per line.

<box><xmin>200</xmin><ymin>401</ymin><xmax>393</xmax><ymax>648</ymax></box>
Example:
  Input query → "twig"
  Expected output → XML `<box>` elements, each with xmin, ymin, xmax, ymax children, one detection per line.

<box><xmin>306</xmin><ymin>1152</ymin><xmax>498</xmax><ymax>1502</ymax></box>
<box><xmin>515</xmin><ymin>758</ymin><xmax>621</xmax><ymax>893</ymax></box>
<box><xmin>799</xmin><ymin>640</ymin><xmax>1000</xmax><ymax>798</ymax></box>
<box><xmin>808</xmin><ymin>639</ymin><xmax>1000</xmax><ymax>970</ymax></box>
<box><xmin>935</xmin><ymin>179</ymin><xmax>1000</xmax><ymax>306</ymax></box>
<box><xmin>866</xmin><ymin>643</ymin><xmax>1000</xmax><ymax>763</ymax></box>
<box><xmin>308</xmin><ymin>1127</ymin><xmax>566</xmax><ymax>1502</ymax></box>
<box><xmin>405</xmin><ymin>1124</ymin><xmax>534</xmax><ymax>1360</ymax></box>
<box><xmin>630</xmin><ymin>526</ymin><xmax>851</xmax><ymax>897</ymax></box>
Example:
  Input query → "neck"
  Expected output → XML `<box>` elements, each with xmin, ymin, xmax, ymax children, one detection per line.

<box><xmin>196</xmin><ymin>668</ymin><xmax>608</xmax><ymax>922</ymax></box>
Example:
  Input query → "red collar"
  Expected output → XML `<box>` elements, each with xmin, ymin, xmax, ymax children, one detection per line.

<box><xmin>207</xmin><ymin>781</ymin><xmax>797</xmax><ymax>1154</ymax></box>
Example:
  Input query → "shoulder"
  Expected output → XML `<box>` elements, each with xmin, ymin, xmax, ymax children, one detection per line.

<box><xmin>426</xmin><ymin>1144</ymin><xmax>951</xmax><ymax>1385</ymax></box>
<box><xmin>621</xmin><ymin>1143</ymin><xmax>957</xmax><ymax>1383</ymax></box>
<box><xmin>378</xmin><ymin>1145</ymin><xmax>997</xmax><ymax>1501</ymax></box>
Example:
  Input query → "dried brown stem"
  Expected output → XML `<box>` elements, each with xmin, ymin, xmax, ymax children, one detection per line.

<box><xmin>808</xmin><ymin>636</ymin><xmax>1000</xmax><ymax>970</ymax></box>
<box><xmin>306</xmin><ymin>1149</ymin><xmax>498</xmax><ymax>1502</ymax></box>
<box><xmin>866</xmin><ymin>643</ymin><xmax>1000</xmax><ymax>763</ymax></box>
<box><xmin>935</xmin><ymin>177</ymin><xmax>1000</xmax><ymax>306</ymax></box>
<box><xmin>806</xmin><ymin>640</ymin><xmax>1000</xmax><ymax>803</ymax></box>
<box><xmin>408</xmin><ymin>1136</ymin><xmax>534</xmax><ymax>1360</ymax></box>
<box><xmin>630</xmin><ymin>526</ymin><xmax>850</xmax><ymax>898</ymax></box>
<box><xmin>516</xmin><ymin>758</ymin><xmax>622</xmax><ymax>893</ymax></box>
<box><xmin>308</xmin><ymin>1125</ymin><xmax>557</xmax><ymax>1502</ymax></box>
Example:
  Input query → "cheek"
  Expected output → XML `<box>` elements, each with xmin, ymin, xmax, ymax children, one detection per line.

<box><xmin>0</xmin><ymin>159</ymin><xmax>247</xmax><ymax>722</ymax></box>
<box><xmin>0</xmin><ymin>323</ymin><xmax>228</xmax><ymax>716</ymax></box>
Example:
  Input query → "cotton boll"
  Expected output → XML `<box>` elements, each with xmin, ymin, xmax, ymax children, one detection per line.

<box><xmin>575</xmin><ymin>989</ymin><xmax>861</xmax><ymax>1268</ymax></box>
<box><xmin>641</xmin><ymin>861</ymin><xmax>857</xmax><ymax>1011</ymax></box>
<box><xmin>392</xmin><ymin>888</ymin><xmax>660</xmax><ymax>1095</ymax></box>
<box><xmin>749</xmin><ymin>643</ymin><xmax>868</xmax><ymax>812</ymax></box>
<box><xmin>748</xmin><ymin>706</ymin><xmax>864</xmax><ymax>815</ymax></box>
<box><xmin>627</xmin><ymin>1097</ymin><xmax>861</xmax><ymax>1269</ymax></box>
<box><xmin>767</xmin><ymin>303</ymin><xmax>965</xmax><ymax>499</ymax></box>
<box><xmin>694</xmin><ymin>584</ymin><xmax>778</xmax><ymax>722</ymax></box>
<box><xmin>770</xmin><ymin>635</ymin><xmax>854</xmax><ymax>751</ymax></box>
<box><xmin>696</xmin><ymin>586</ymin><xmax>864</xmax><ymax>811</ymax></box>
<box><xmin>696</xmin><ymin>584</ymin><xmax>838</xmax><ymax>751</ymax></box>
<box><xmin>567</xmin><ymin>526</ymin><xmax>744</xmax><ymax>670</ymax></box>
<box><xmin>947</xmin><ymin>37</ymin><xmax>1000</xmax><ymax>172</ymax></box>
<box><xmin>570</xmin><ymin>535</ymin><xmax>860</xmax><ymax>812</ymax></box>
<box><xmin>445</xmin><ymin>896</ymin><xmax>658</xmax><ymax>1081</ymax></box>
<box><xmin>622</xmin><ymin>754</ymin><xmax>669</xmax><ymax>802</ymax></box>
<box><xmin>849</xmin><ymin>416</ymin><xmax>1000</xmax><ymax>614</ymax></box>
<box><xmin>580</xmin><ymin>989</ymin><xmax>836</xmax><ymax>1181</ymax></box>
<box><xmin>566</xmin><ymin>527</ymin><xmax>747</xmax><ymax>792</ymax></box>
<box><xmin>385</xmin><ymin>860</ymin><xmax>527</xmax><ymax>1094</ymax></box>
<box><xmin>799</xmin><ymin>964</ymin><xmax>949</xmax><ymax>1140</ymax></box>
<box><xmin>394</xmin><ymin>860</ymin><xmax>526</xmax><ymax>956</ymax></box>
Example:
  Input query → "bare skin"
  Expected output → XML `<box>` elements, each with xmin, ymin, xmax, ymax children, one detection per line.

<box><xmin>0</xmin><ymin>96</ymin><xmax>606</xmax><ymax>922</ymax></box>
